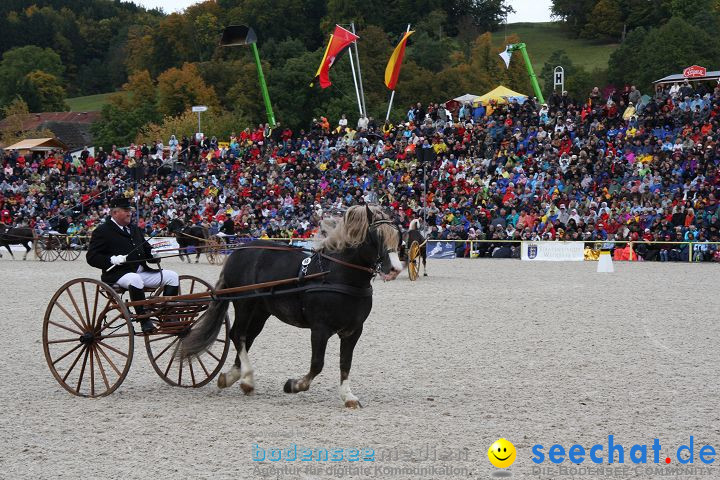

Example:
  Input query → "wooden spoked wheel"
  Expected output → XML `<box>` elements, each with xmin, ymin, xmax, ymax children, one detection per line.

<box><xmin>35</xmin><ymin>235</ymin><xmax>60</xmax><ymax>262</ymax></box>
<box><xmin>205</xmin><ymin>236</ymin><xmax>225</xmax><ymax>265</ymax></box>
<box><xmin>408</xmin><ymin>241</ymin><xmax>421</xmax><ymax>281</ymax></box>
<box><xmin>146</xmin><ymin>275</ymin><xmax>231</xmax><ymax>387</ymax></box>
<box><xmin>43</xmin><ymin>278</ymin><xmax>134</xmax><ymax>397</ymax></box>
<box><xmin>58</xmin><ymin>239</ymin><xmax>82</xmax><ymax>261</ymax></box>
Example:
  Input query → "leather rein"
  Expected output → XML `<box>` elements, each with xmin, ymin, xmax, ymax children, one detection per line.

<box><xmin>226</xmin><ymin>219</ymin><xmax>399</xmax><ymax>276</ymax></box>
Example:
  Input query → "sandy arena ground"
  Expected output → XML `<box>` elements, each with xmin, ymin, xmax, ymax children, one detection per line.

<box><xmin>1</xmin><ymin>255</ymin><xmax>719</xmax><ymax>479</ymax></box>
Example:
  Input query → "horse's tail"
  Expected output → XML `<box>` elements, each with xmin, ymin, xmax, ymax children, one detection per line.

<box><xmin>180</xmin><ymin>270</ymin><xmax>230</xmax><ymax>359</ymax></box>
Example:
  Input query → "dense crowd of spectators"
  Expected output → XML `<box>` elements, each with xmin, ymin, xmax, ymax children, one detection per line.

<box><xmin>2</xmin><ymin>79</ymin><xmax>720</xmax><ymax>261</ymax></box>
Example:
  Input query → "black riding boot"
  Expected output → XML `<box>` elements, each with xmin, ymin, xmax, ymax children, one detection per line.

<box><xmin>162</xmin><ymin>284</ymin><xmax>179</xmax><ymax>297</ymax></box>
<box><xmin>128</xmin><ymin>286</ymin><xmax>155</xmax><ymax>333</ymax></box>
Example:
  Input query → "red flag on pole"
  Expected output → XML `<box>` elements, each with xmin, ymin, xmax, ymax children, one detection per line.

<box><xmin>311</xmin><ymin>25</ymin><xmax>359</xmax><ymax>89</ymax></box>
<box><xmin>384</xmin><ymin>30</ymin><xmax>414</xmax><ymax>90</ymax></box>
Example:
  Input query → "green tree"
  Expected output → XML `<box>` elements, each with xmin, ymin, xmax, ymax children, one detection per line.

<box><xmin>582</xmin><ymin>0</ymin><xmax>624</xmax><ymax>40</ymax></box>
<box><xmin>624</xmin><ymin>0</ymin><xmax>671</xmax><ymax>30</ymax></box>
<box><xmin>668</xmin><ymin>0</ymin><xmax>720</xmax><ymax>33</ymax></box>
<box><xmin>266</xmin><ymin>49</ymin><xmax>328</xmax><ymax>128</ymax></box>
<box><xmin>408</xmin><ymin>10</ymin><xmax>454</xmax><ymax>73</ymax></box>
<box><xmin>92</xmin><ymin>102</ymin><xmax>152</xmax><ymax>148</ymax></box>
<box><xmin>608</xmin><ymin>17</ymin><xmax>720</xmax><ymax>88</ymax></box>
<box><xmin>226</xmin><ymin>61</ymin><xmax>270</xmax><ymax>125</ymax></box>
<box><xmin>606</xmin><ymin>26</ymin><xmax>646</xmax><ymax>85</ymax></box>
<box><xmin>19</xmin><ymin>70</ymin><xmax>69</xmax><ymax>112</ymax></box>
<box><xmin>443</xmin><ymin>0</ymin><xmax>515</xmax><ymax>34</ymax></box>
<box><xmin>117</xmin><ymin>69</ymin><xmax>160</xmax><ymax>124</ymax></box>
<box><xmin>91</xmin><ymin>70</ymin><xmax>161</xmax><ymax>148</ymax></box>
<box><xmin>228</xmin><ymin>0</ymin><xmax>327</xmax><ymax>51</ymax></box>
<box><xmin>125</xmin><ymin>24</ymin><xmax>157</xmax><ymax>75</ymax></box>
<box><xmin>0</xmin><ymin>46</ymin><xmax>65</xmax><ymax>107</ymax></box>
<box><xmin>551</xmin><ymin>0</ymin><xmax>600</xmax><ymax>36</ymax></box>
<box><xmin>192</xmin><ymin>12</ymin><xmax>221</xmax><ymax>62</ymax></box>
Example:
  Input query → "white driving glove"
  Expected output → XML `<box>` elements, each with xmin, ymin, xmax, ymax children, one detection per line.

<box><xmin>110</xmin><ymin>255</ymin><xmax>127</xmax><ymax>265</ymax></box>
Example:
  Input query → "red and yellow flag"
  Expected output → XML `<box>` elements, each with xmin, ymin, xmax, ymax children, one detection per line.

<box><xmin>384</xmin><ymin>30</ymin><xmax>414</xmax><ymax>90</ymax></box>
<box><xmin>311</xmin><ymin>25</ymin><xmax>359</xmax><ymax>89</ymax></box>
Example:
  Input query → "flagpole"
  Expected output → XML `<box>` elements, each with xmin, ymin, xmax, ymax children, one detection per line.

<box><xmin>347</xmin><ymin>36</ymin><xmax>364</xmax><ymax>117</ymax></box>
<box><xmin>385</xmin><ymin>24</ymin><xmax>411</xmax><ymax>123</ymax></box>
<box><xmin>385</xmin><ymin>91</ymin><xmax>396</xmax><ymax>123</ymax></box>
<box><xmin>350</xmin><ymin>23</ymin><xmax>367</xmax><ymax>118</ymax></box>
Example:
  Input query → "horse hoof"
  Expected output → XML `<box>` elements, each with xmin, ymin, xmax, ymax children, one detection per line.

<box><xmin>240</xmin><ymin>382</ymin><xmax>255</xmax><ymax>395</ymax></box>
<box><xmin>344</xmin><ymin>399</ymin><xmax>362</xmax><ymax>409</ymax></box>
<box><xmin>217</xmin><ymin>373</ymin><xmax>227</xmax><ymax>389</ymax></box>
<box><xmin>195</xmin><ymin>260</ymin><xmax>199</xmax><ymax>264</ymax></box>
<box><xmin>423</xmin><ymin>273</ymin><xmax>428</xmax><ymax>276</ymax></box>
<box><xmin>283</xmin><ymin>379</ymin><xmax>298</xmax><ymax>393</ymax></box>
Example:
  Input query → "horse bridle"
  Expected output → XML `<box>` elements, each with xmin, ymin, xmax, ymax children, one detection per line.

<box><xmin>318</xmin><ymin>218</ymin><xmax>400</xmax><ymax>276</ymax></box>
<box><xmin>366</xmin><ymin>218</ymin><xmax>401</xmax><ymax>273</ymax></box>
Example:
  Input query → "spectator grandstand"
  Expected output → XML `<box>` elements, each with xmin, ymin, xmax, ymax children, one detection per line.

<box><xmin>2</xmin><ymin>80</ymin><xmax>720</xmax><ymax>261</ymax></box>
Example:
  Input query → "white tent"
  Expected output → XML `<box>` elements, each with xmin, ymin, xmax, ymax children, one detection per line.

<box><xmin>452</xmin><ymin>93</ymin><xmax>481</xmax><ymax>103</ymax></box>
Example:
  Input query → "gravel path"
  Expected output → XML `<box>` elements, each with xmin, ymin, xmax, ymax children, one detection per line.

<box><xmin>1</xmin><ymin>256</ymin><xmax>718</xmax><ymax>479</ymax></box>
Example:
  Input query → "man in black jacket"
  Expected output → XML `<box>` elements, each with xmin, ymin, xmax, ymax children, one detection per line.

<box><xmin>219</xmin><ymin>216</ymin><xmax>235</xmax><ymax>236</ymax></box>
<box><xmin>86</xmin><ymin>196</ymin><xmax>179</xmax><ymax>333</ymax></box>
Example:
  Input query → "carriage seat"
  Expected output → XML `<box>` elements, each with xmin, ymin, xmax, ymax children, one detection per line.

<box><xmin>112</xmin><ymin>285</ymin><xmax>159</xmax><ymax>297</ymax></box>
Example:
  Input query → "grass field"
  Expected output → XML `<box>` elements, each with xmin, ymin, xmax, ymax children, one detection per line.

<box><xmin>65</xmin><ymin>92</ymin><xmax>117</xmax><ymax>112</ymax></box>
<box><xmin>492</xmin><ymin>22</ymin><xmax>618</xmax><ymax>72</ymax></box>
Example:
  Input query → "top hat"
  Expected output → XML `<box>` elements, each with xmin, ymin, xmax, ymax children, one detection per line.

<box><xmin>110</xmin><ymin>196</ymin><xmax>132</xmax><ymax>209</ymax></box>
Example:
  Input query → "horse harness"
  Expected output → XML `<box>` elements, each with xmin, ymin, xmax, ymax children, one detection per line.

<box><xmin>211</xmin><ymin>219</ymin><xmax>399</xmax><ymax>301</ymax></box>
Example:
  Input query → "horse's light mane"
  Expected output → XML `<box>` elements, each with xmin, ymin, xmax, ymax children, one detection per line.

<box><xmin>409</xmin><ymin>219</ymin><xmax>420</xmax><ymax>230</ymax></box>
<box><xmin>316</xmin><ymin>205</ymin><xmax>396</xmax><ymax>253</ymax></box>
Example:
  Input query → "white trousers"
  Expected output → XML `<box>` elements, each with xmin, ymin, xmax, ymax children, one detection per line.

<box><xmin>115</xmin><ymin>265</ymin><xmax>179</xmax><ymax>290</ymax></box>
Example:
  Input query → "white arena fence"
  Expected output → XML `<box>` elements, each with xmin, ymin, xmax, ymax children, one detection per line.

<box><xmin>424</xmin><ymin>239</ymin><xmax>720</xmax><ymax>262</ymax></box>
<box><xmin>7</xmin><ymin>237</ymin><xmax>718</xmax><ymax>263</ymax></box>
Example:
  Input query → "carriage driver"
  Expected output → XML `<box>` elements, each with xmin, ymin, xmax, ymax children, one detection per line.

<box><xmin>86</xmin><ymin>196</ymin><xmax>179</xmax><ymax>333</ymax></box>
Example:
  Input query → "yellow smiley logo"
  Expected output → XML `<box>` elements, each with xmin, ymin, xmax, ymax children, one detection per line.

<box><xmin>488</xmin><ymin>438</ymin><xmax>516</xmax><ymax>468</ymax></box>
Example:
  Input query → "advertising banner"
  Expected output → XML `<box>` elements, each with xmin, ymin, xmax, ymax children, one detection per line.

<box><xmin>521</xmin><ymin>241</ymin><xmax>584</xmax><ymax>261</ymax></box>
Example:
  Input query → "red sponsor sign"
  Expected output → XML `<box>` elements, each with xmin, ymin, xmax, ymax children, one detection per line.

<box><xmin>683</xmin><ymin>65</ymin><xmax>706</xmax><ymax>78</ymax></box>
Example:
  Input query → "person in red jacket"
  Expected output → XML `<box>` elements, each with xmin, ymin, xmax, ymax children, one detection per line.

<box><xmin>0</xmin><ymin>207</ymin><xmax>12</xmax><ymax>225</ymax></box>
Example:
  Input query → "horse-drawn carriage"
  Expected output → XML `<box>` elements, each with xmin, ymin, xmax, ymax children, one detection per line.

<box><xmin>402</xmin><ymin>219</ymin><xmax>427</xmax><ymax>281</ymax></box>
<box><xmin>0</xmin><ymin>224</ymin><xmax>89</xmax><ymax>262</ymax></box>
<box><xmin>43</xmin><ymin>205</ymin><xmax>404</xmax><ymax>407</ymax></box>
<box><xmin>34</xmin><ymin>233</ymin><xmax>89</xmax><ymax>262</ymax></box>
<box><xmin>167</xmin><ymin>219</ymin><xmax>225</xmax><ymax>265</ymax></box>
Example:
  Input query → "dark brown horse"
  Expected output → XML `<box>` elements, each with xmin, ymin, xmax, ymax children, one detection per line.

<box><xmin>0</xmin><ymin>224</ymin><xmax>34</xmax><ymax>260</ymax></box>
<box><xmin>179</xmin><ymin>205</ymin><xmax>402</xmax><ymax>408</ymax></box>
<box><xmin>168</xmin><ymin>218</ymin><xmax>208</xmax><ymax>263</ymax></box>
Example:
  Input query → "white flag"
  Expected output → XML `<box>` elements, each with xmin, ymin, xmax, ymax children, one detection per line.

<box><xmin>499</xmin><ymin>47</ymin><xmax>512</xmax><ymax>69</ymax></box>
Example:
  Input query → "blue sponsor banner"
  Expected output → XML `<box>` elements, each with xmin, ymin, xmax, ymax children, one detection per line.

<box><xmin>427</xmin><ymin>240</ymin><xmax>457</xmax><ymax>259</ymax></box>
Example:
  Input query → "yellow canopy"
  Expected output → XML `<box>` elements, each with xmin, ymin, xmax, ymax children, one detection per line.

<box><xmin>475</xmin><ymin>86</ymin><xmax>527</xmax><ymax>106</ymax></box>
